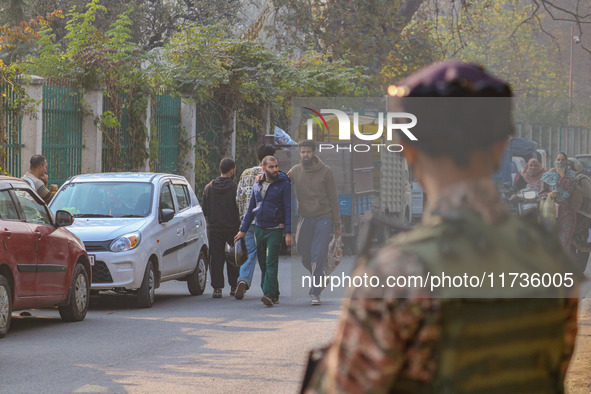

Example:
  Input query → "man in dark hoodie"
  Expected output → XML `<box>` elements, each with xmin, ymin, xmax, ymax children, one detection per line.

<box><xmin>235</xmin><ymin>156</ymin><xmax>292</xmax><ymax>307</ymax></box>
<box><xmin>288</xmin><ymin>140</ymin><xmax>341</xmax><ymax>305</ymax></box>
<box><xmin>202</xmin><ymin>158</ymin><xmax>241</xmax><ymax>298</ymax></box>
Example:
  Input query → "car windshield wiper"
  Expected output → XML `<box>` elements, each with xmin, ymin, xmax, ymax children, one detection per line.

<box><xmin>119</xmin><ymin>214</ymin><xmax>144</xmax><ymax>218</ymax></box>
<box><xmin>74</xmin><ymin>213</ymin><xmax>113</xmax><ymax>218</ymax></box>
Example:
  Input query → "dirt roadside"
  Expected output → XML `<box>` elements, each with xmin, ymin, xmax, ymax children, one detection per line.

<box><xmin>566</xmin><ymin>297</ymin><xmax>591</xmax><ymax>393</ymax></box>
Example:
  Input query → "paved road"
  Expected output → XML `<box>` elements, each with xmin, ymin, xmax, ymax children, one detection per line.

<box><xmin>1</xmin><ymin>256</ymin><xmax>357</xmax><ymax>394</ymax></box>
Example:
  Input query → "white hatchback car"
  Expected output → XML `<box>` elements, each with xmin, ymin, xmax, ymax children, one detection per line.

<box><xmin>49</xmin><ymin>173</ymin><xmax>209</xmax><ymax>308</ymax></box>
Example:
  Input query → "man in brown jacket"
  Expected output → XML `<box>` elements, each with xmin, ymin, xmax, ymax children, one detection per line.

<box><xmin>288</xmin><ymin>140</ymin><xmax>341</xmax><ymax>305</ymax></box>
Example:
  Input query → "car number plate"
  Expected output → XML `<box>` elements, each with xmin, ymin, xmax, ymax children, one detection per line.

<box><xmin>89</xmin><ymin>254</ymin><xmax>95</xmax><ymax>266</ymax></box>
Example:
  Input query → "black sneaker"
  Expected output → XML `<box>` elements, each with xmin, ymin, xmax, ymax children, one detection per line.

<box><xmin>234</xmin><ymin>280</ymin><xmax>247</xmax><ymax>300</ymax></box>
<box><xmin>230</xmin><ymin>286</ymin><xmax>237</xmax><ymax>297</ymax></box>
<box><xmin>212</xmin><ymin>289</ymin><xmax>222</xmax><ymax>298</ymax></box>
<box><xmin>261</xmin><ymin>295</ymin><xmax>274</xmax><ymax>306</ymax></box>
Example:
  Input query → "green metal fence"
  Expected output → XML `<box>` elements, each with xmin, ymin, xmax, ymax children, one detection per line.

<box><xmin>42</xmin><ymin>85</ymin><xmax>83</xmax><ymax>185</ymax></box>
<box><xmin>102</xmin><ymin>94</ymin><xmax>132</xmax><ymax>172</ymax></box>
<box><xmin>1</xmin><ymin>84</ymin><xmax>22</xmax><ymax>177</ymax></box>
<box><xmin>195</xmin><ymin>101</ymin><xmax>222</xmax><ymax>192</ymax></box>
<box><xmin>153</xmin><ymin>95</ymin><xmax>181</xmax><ymax>174</ymax></box>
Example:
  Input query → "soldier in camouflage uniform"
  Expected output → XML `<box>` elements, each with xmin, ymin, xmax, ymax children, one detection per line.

<box><xmin>304</xmin><ymin>62</ymin><xmax>580</xmax><ymax>393</ymax></box>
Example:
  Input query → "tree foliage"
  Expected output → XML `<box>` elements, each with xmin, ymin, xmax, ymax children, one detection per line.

<box><xmin>266</xmin><ymin>0</ymin><xmax>429</xmax><ymax>92</ymax></box>
<box><xmin>0</xmin><ymin>10</ymin><xmax>62</xmax><ymax>172</ymax></box>
<box><xmin>437</xmin><ymin>0</ymin><xmax>566</xmax><ymax>97</ymax></box>
<box><xmin>24</xmin><ymin>0</ymin><xmax>151</xmax><ymax>170</ymax></box>
<box><xmin>434</xmin><ymin>0</ymin><xmax>571</xmax><ymax>124</ymax></box>
<box><xmin>162</xmin><ymin>23</ymin><xmax>364</xmax><ymax>158</ymax></box>
<box><xmin>27</xmin><ymin>0</ymin><xmax>241</xmax><ymax>51</ymax></box>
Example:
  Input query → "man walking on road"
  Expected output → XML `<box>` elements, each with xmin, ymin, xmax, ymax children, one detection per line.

<box><xmin>305</xmin><ymin>62</ymin><xmax>581</xmax><ymax>392</ymax></box>
<box><xmin>202</xmin><ymin>158</ymin><xmax>241</xmax><ymax>298</ymax></box>
<box><xmin>234</xmin><ymin>144</ymin><xmax>277</xmax><ymax>300</ymax></box>
<box><xmin>235</xmin><ymin>156</ymin><xmax>292</xmax><ymax>307</ymax></box>
<box><xmin>288</xmin><ymin>140</ymin><xmax>341</xmax><ymax>305</ymax></box>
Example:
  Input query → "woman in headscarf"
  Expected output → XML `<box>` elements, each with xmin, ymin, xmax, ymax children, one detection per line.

<box><xmin>541</xmin><ymin>152</ymin><xmax>578</xmax><ymax>250</ymax></box>
<box><xmin>514</xmin><ymin>158</ymin><xmax>545</xmax><ymax>191</ymax></box>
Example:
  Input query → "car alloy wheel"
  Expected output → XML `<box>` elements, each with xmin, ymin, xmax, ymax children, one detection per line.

<box><xmin>59</xmin><ymin>263</ymin><xmax>90</xmax><ymax>322</ymax></box>
<box><xmin>0</xmin><ymin>284</ymin><xmax>9</xmax><ymax>328</ymax></box>
<box><xmin>148</xmin><ymin>269</ymin><xmax>155</xmax><ymax>304</ymax></box>
<box><xmin>74</xmin><ymin>271</ymin><xmax>88</xmax><ymax>312</ymax></box>
<box><xmin>198</xmin><ymin>255</ymin><xmax>207</xmax><ymax>290</ymax></box>
<box><xmin>0</xmin><ymin>275</ymin><xmax>12</xmax><ymax>337</ymax></box>
<box><xmin>187</xmin><ymin>251</ymin><xmax>207</xmax><ymax>296</ymax></box>
<box><xmin>137</xmin><ymin>260</ymin><xmax>156</xmax><ymax>308</ymax></box>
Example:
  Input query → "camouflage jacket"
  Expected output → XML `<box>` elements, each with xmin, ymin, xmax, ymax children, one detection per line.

<box><xmin>306</xmin><ymin>178</ymin><xmax>579</xmax><ymax>393</ymax></box>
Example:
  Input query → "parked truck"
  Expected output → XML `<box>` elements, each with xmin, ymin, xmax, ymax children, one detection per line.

<box><xmin>274</xmin><ymin>113</ymin><xmax>412</xmax><ymax>253</ymax></box>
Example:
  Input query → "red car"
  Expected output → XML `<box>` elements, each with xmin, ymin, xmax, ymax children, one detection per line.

<box><xmin>0</xmin><ymin>176</ymin><xmax>90</xmax><ymax>338</ymax></box>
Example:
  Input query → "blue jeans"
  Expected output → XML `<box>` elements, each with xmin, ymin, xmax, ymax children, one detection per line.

<box><xmin>296</xmin><ymin>217</ymin><xmax>332</xmax><ymax>296</ymax></box>
<box><xmin>237</xmin><ymin>224</ymin><xmax>257</xmax><ymax>288</ymax></box>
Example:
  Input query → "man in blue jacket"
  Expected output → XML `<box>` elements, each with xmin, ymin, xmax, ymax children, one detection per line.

<box><xmin>235</xmin><ymin>156</ymin><xmax>292</xmax><ymax>306</ymax></box>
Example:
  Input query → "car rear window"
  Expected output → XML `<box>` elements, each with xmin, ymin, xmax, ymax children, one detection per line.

<box><xmin>0</xmin><ymin>191</ymin><xmax>19</xmax><ymax>220</ymax></box>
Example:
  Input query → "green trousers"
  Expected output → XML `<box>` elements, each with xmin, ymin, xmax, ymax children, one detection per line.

<box><xmin>254</xmin><ymin>226</ymin><xmax>283</xmax><ymax>299</ymax></box>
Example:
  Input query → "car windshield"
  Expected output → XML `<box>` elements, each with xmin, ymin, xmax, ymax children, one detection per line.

<box><xmin>576</xmin><ymin>156</ymin><xmax>591</xmax><ymax>168</ymax></box>
<box><xmin>50</xmin><ymin>182</ymin><xmax>153</xmax><ymax>218</ymax></box>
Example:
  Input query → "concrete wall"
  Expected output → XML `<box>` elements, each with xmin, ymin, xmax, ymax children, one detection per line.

<box><xmin>81</xmin><ymin>90</ymin><xmax>103</xmax><ymax>174</ymax></box>
<box><xmin>20</xmin><ymin>76</ymin><xmax>45</xmax><ymax>176</ymax></box>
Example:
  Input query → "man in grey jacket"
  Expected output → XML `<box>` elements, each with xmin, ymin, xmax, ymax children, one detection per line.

<box><xmin>288</xmin><ymin>140</ymin><xmax>341</xmax><ymax>305</ymax></box>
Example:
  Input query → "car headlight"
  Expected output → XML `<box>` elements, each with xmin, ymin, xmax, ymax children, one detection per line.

<box><xmin>110</xmin><ymin>232</ymin><xmax>141</xmax><ymax>252</ymax></box>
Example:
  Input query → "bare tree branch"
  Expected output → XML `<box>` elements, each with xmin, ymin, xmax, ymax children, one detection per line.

<box><xmin>510</xmin><ymin>1</ymin><xmax>540</xmax><ymax>39</ymax></box>
<box><xmin>541</xmin><ymin>0</ymin><xmax>591</xmax><ymax>22</ymax></box>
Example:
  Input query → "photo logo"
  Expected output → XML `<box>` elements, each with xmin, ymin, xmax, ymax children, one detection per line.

<box><xmin>302</xmin><ymin>107</ymin><xmax>330</xmax><ymax>135</ymax></box>
<box><xmin>302</xmin><ymin>108</ymin><xmax>418</xmax><ymax>153</ymax></box>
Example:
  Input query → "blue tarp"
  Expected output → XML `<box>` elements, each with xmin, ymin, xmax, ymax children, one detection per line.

<box><xmin>509</xmin><ymin>137</ymin><xmax>538</xmax><ymax>160</ymax></box>
<box><xmin>493</xmin><ymin>148</ymin><xmax>513</xmax><ymax>185</ymax></box>
<box><xmin>493</xmin><ymin>138</ymin><xmax>538</xmax><ymax>185</ymax></box>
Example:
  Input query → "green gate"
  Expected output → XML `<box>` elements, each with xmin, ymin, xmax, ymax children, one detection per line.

<box><xmin>102</xmin><ymin>94</ymin><xmax>132</xmax><ymax>172</ymax></box>
<box><xmin>154</xmin><ymin>95</ymin><xmax>181</xmax><ymax>174</ymax></box>
<box><xmin>1</xmin><ymin>84</ymin><xmax>22</xmax><ymax>177</ymax></box>
<box><xmin>195</xmin><ymin>101</ymin><xmax>222</xmax><ymax>192</ymax></box>
<box><xmin>42</xmin><ymin>85</ymin><xmax>83</xmax><ymax>185</ymax></box>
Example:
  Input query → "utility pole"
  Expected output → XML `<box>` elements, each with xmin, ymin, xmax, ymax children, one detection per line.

<box><xmin>569</xmin><ymin>25</ymin><xmax>574</xmax><ymax>115</ymax></box>
<box><xmin>568</xmin><ymin>25</ymin><xmax>581</xmax><ymax>125</ymax></box>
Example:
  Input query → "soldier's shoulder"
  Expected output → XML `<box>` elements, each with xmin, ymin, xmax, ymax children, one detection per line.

<box><xmin>364</xmin><ymin>238</ymin><xmax>428</xmax><ymax>278</ymax></box>
<box><xmin>389</xmin><ymin>218</ymin><xmax>446</xmax><ymax>247</ymax></box>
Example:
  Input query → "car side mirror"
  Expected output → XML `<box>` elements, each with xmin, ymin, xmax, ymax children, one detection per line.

<box><xmin>55</xmin><ymin>210</ymin><xmax>74</xmax><ymax>227</ymax></box>
<box><xmin>159</xmin><ymin>208</ymin><xmax>175</xmax><ymax>223</ymax></box>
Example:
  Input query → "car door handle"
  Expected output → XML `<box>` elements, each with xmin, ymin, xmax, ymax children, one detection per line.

<box><xmin>2</xmin><ymin>229</ymin><xmax>11</xmax><ymax>239</ymax></box>
<box><xmin>177</xmin><ymin>228</ymin><xmax>183</xmax><ymax>236</ymax></box>
<box><xmin>34</xmin><ymin>231</ymin><xmax>43</xmax><ymax>239</ymax></box>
